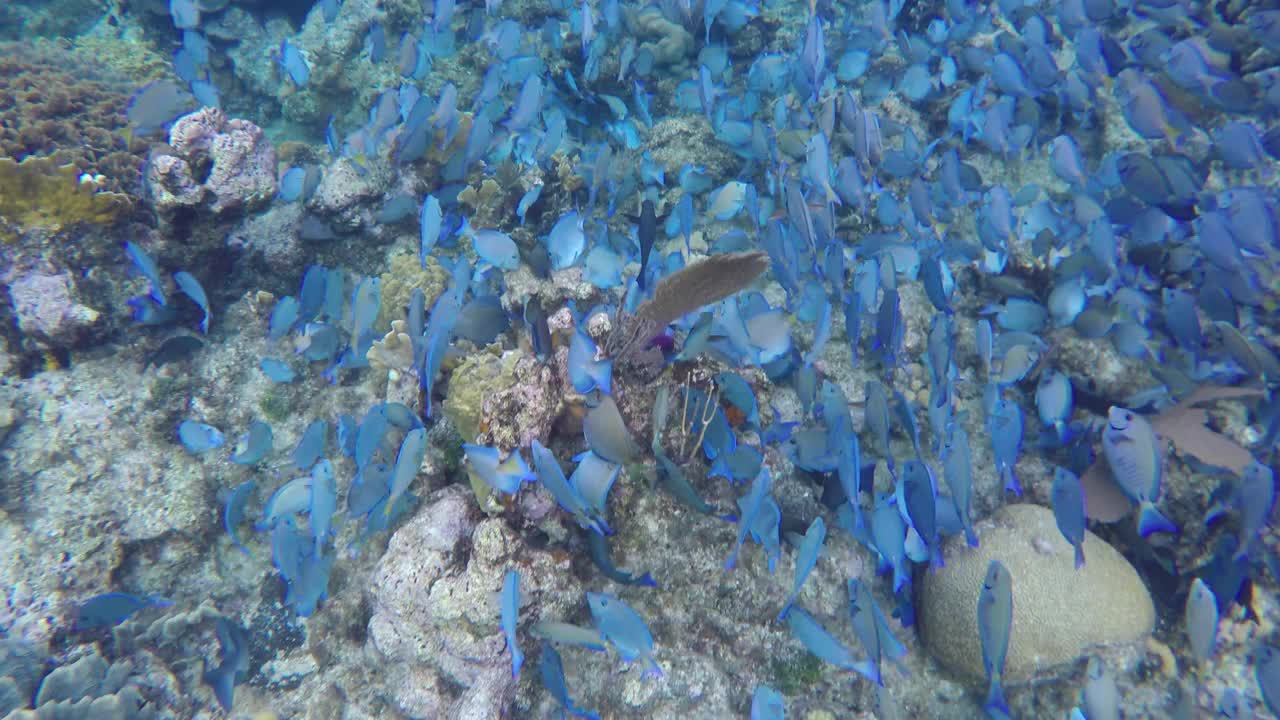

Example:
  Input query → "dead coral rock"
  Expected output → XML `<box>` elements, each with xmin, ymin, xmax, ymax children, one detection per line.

<box><xmin>146</xmin><ymin>108</ymin><xmax>277</xmax><ymax>217</ymax></box>
<box><xmin>368</xmin><ymin>485</ymin><xmax>583</xmax><ymax>718</ymax></box>
<box><xmin>5</xmin><ymin>270</ymin><xmax>101</xmax><ymax>347</ymax></box>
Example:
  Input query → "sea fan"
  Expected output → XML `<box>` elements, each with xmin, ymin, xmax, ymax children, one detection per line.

<box><xmin>606</xmin><ymin>251</ymin><xmax>769</xmax><ymax>362</ymax></box>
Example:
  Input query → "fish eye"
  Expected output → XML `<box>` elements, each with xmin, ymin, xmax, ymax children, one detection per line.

<box><xmin>1124</xmin><ymin>412</ymin><xmax>1133</xmax><ymax>421</ymax></box>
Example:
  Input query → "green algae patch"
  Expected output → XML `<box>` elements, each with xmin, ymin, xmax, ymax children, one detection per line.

<box><xmin>770</xmin><ymin>651</ymin><xmax>825</xmax><ymax>696</ymax></box>
<box><xmin>441</xmin><ymin>351</ymin><xmax>519</xmax><ymax>445</ymax></box>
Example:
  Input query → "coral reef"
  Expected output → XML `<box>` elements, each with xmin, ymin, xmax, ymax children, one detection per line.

<box><xmin>0</xmin><ymin>42</ymin><xmax>150</xmax><ymax>198</ymax></box>
<box><xmin>145</xmin><ymin>107</ymin><xmax>277</xmax><ymax>218</ymax></box>
<box><xmin>918</xmin><ymin>504</ymin><xmax>1154</xmax><ymax>684</ymax></box>
<box><xmin>0</xmin><ymin>157</ymin><xmax>130</xmax><ymax>241</ymax></box>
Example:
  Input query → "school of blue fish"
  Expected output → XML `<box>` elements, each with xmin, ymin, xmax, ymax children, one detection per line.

<box><xmin>71</xmin><ymin>0</ymin><xmax>1280</xmax><ymax>714</ymax></box>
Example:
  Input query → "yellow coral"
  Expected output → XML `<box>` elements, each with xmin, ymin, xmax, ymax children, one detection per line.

<box><xmin>0</xmin><ymin>156</ymin><xmax>129</xmax><ymax>239</ymax></box>
<box><xmin>376</xmin><ymin>252</ymin><xmax>450</xmax><ymax>330</ymax></box>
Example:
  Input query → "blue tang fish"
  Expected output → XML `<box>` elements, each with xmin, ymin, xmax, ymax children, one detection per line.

<box><xmin>1101</xmin><ymin>407</ymin><xmax>1177</xmax><ymax>537</ymax></box>
<box><xmin>587</xmin><ymin>592</ymin><xmax>662</xmax><ymax>677</ymax></box>
<box><xmin>977</xmin><ymin>560</ymin><xmax>1012</xmax><ymax>720</ymax></box>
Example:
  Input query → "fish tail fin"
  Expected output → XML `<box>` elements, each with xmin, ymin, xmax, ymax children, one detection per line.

<box><xmin>1074</xmin><ymin>544</ymin><xmax>1086</xmax><ymax>569</ymax></box>
<box><xmin>853</xmin><ymin>658</ymin><xmax>883</xmax><ymax>686</ymax></box>
<box><xmin>637</xmin><ymin>573</ymin><xmax>658</xmax><ymax>588</ymax></box>
<box><xmin>1137</xmin><ymin>502</ymin><xmax>1179</xmax><ymax>537</ymax></box>
<box><xmin>965</xmin><ymin>526</ymin><xmax>980</xmax><ymax>548</ymax></box>
<box><xmin>1003</xmin><ymin>468</ymin><xmax>1022</xmax><ymax>496</ymax></box>
<box><xmin>644</xmin><ymin>657</ymin><xmax>664</xmax><ymax>678</ymax></box>
<box><xmin>777</xmin><ymin>600</ymin><xmax>794</xmax><ymax>621</ymax></box>
<box><xmin>983</xmin><ymin>677</ymin><xmax>1010</xmax><ymax>720</ymax></box>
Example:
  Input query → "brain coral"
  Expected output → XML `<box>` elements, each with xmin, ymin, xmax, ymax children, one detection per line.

<box><xmin>0</xmin><ymin>41</ymin><xmax>150</xmax><ymax>199</ymax></box>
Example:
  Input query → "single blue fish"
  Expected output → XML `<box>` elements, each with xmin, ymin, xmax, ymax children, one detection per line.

<box><xmin>471</xmin><ymin>228</ymin><xmax>521</xmax><ymax>270</ymax></box>
<box><xmin>1102</xmin><ymin>407</ymin><xmax>1177</xmax><ymax>536</ymax></box>
<box><xmin>533</xmin><ymin>621</ymin><xmax>607</xmax><ymax>652</ymax></box>
<box><xmin>779</xmin><ymin>516</ymin><xmax>826</xmax><ymax>620</ymax></box>
<box><xmin>978</xmin><ymin>560</ymin><xmax>1013</xmax><ymax>720</ymax></box>
<box><xmin>848</xmin><ymin>577</ymin><xmax>909</xmax><ymax>685</ymax></box>
<box><xmin>540</xmin><ymin>644</ymin><xmax>601</xmax><ymax>720</ymax></box>
<box><xmin>870</xmin><ymin>494</ymin><xmax>911</xmax><ymax>594</ymax></box>
<box><xmin>309</xmin><ymin>459</ymin><xmax>336</xmax><ymax>557</ymax></box>
<box><xmin>75</xmin><ymin>591</ymin><xmax>172</xmax><ymax>630</ymax></box>
<box><xmin>1050</xmin><ymin>467</ymin><xmax>1087</xmax><ymax>568</ymax></box>
<box><xmin>726</xmin><ymin>467</ymin><xmax>772</xmax><ymax>570</ymax></box>
<box><xmin>126</xmin><ymin>81</ymin><xmax>193</xmax><ymax>135</ymax></box>
<box><xmin>386</xmin><ymin>428</ymin><xmax>427</xmax><ymax>518</ymax></box>
<box><xmin>260</xmin><ymin>475</ymin><xmax>312</xmax><ymax>529</ymax></box>
<box><xmin>785</xmin><ymin>607</ymin><xmax>879</xmax><ymax>682</ymax></box>
<box><xmin>259</xmin><ymin>357</ymin><xmax>296</xmax><ymax>384</ymax></box>
<box><xmin>230</xmin><ymin>420</ymin><xmax>273</xmax><ymax>465</ymax></box>
<box><xmin>548</xmin><ymin>210</ymin><xmax>586</xmax><ymax>269</ymax></box>
<box><xmin>942</xmin><ymin>425</ymin><xmax>978</xmax><ymax>547</ymax></box>
<box><xmin>464</xmin><ymin>444</ymin><xmax>535</xmax><ymax>494</ymax></box>
<box><xmin>583</xmin><ymin>394</ymin><xmax>638</xmax><ymax>464</ymax></box>
<box><xmin>203</xmin><ymin>617</ymin><xmax>249</xmax><ymax>711</ymax></box>
<box><xmin>224</xmin><ymin>479</ymin><xmax>255</xmax><ymax>555</ymax></box>
<box><xmin>268</xmin><ymin>296</ymin><xmax>301</xmax><ymax>342</ymax></box>
<box><xmin>751</xmin><ymin>685</ymin><xmax>785</xmax><ymax>720</ymax></box>
<box><xmin>516</xmin><ymin>184</ymin><xmax>543</xmax><ymax>225</ymax></box>
<box><xmin>279</xmin><ymin>40</ymin><xmax>310</xmax><ymax>87</ymax></box>
<box><xmin>289</xmin><ymin>420</ymin><xmax>326</xmax><ymax>471</ymax></box>
<box><xmin>502</xmin><ymin>569</ymin><xmax>524</xmax><ymax>678</ymax></box>
<box><xmin>1232</xmin><ymin>461</ymin><xmax>1276</xmax><ymax>560</ymax></box>
<box><xmin>569</xmin><ymin>450</ymin><xmax>620</xmax><ymax>514</ymax></box>
<box><xmin>420</xmin><ymin>194</ymin><xmax>443</xmax><ymax>265</ymax></box>
<box><xmin>1255</xmin><ymin>645</ymin><xmax>1280</xmax><ymax>717</ymax></box>
<box><xmin>125</xmin><ymin>241</ymin><xmax>166</xmax><ymax>306</ymax></box>
<box><xmin>1185</xmin><ymin>577</ymin><xmax>1218</xmax><ymax>665</ymax></box>
<box><xmin>587</xmin><ymin>592</ymin><xmax>662</xmax><ymax>677</ymax></box>
<box><xmin>178</xmin><ymin>420</ymin><xmax>224</xmax><ymax>453</ymax></box>
<box><xmin>173</xmin><ymin>271</ymin><xmax>210</xmax><ymax>333</ymax></box>
<box><xmin>988</xmin><ymin>397</ymin><xmax>1023</xmax><ymax>496</ymax></box>
<box><xmin>655</xmin><ymin>448</ymin><xmax>733</xmax><ymax>520</ymax></box>
<box><xmin>899</xmin><ymin>459</ymin><xmax>941</xmax><ymax>569</ymax></box>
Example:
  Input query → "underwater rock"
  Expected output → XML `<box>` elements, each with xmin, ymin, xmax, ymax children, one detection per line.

<box><xmin>146</xmin><ymin>107</ymin><xmax>276</xmax><ymax>217</ymax></box>
<box><xmin>368</xmin><ymin>485</ymin><xmax>583</xmax><ymax>718</ymax></box>
<box><xmin>444</xmin><ymin>350</ymin><xmax>561</xmax><ymax>449</ymax></box>
<box><xmin>919</xmin><ymin>504</ymin><xmax>1153</xmax><ymax>684</ymax></box>
<box><xmin>5</xmin><ymin>271</ymin><xmax>100</xmax><ymax>349</ymax></box>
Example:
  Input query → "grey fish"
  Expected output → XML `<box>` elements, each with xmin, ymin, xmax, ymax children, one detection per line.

<box><xmin>143</xmin><ymin>335</ymin><xmax>203</xmax><ymax>370</ymax></box>
<box><xmin>1050</xmin><ymin>466</ymin><xmax>1087</xmax><ymax>568</ymax></box>
<box><xmin>1082</xmin><ymin>656</ymin><xmax>1119</xmax><ymax>720</ymax></box>
<box><xmin>1184</xmin><ymin>578</ymin><xmax>1218</xmax><ymax>665</ymax></box>
<box><xmin>583</xmin><ymin>394</ymin><xmax>639</xmax><ymax>464</ymax></box>
<box><xmin>1101</xmin><ymin>407</ymin><xmax>1177</xmax><ymax>537</ymax></box>
<box><xmin>977</xmin><ymin>560</ymin><xmax>1012</xmax><ymax>720</ymax></box>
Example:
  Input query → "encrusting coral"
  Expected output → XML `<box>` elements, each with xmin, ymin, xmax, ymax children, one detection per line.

<box><xmin>0</xmin><ymin>157</ymin><xmax>130</xmax><ymax>240</ymax></box>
